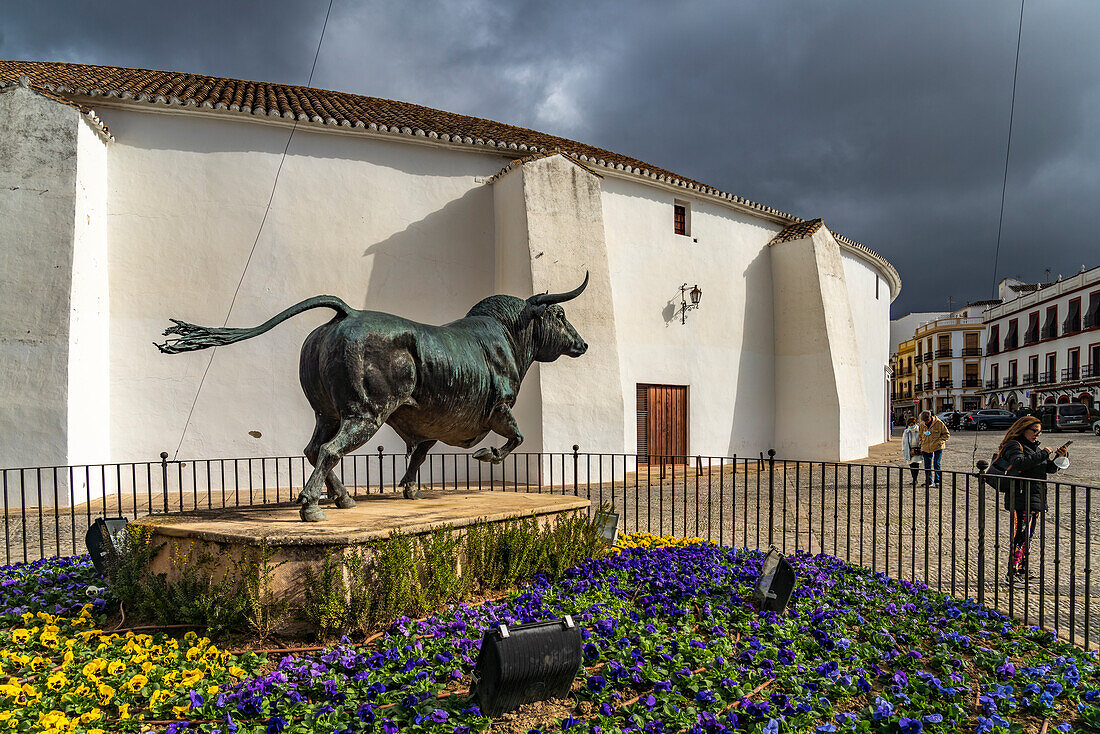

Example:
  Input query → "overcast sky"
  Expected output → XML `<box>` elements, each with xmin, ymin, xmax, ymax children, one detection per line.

<box><xmin>5</xmin><ymin>0</ymin><xmax>1098</xmax><ymax>316</ymax></box>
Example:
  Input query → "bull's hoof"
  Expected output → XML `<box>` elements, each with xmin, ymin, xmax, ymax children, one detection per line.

<box><xmin>403</xmin><ymin>485</ymin><xmax>424</xmax><ymax>500</ymax></box>
<box><xmin>472</xmin><ymin>447</ymin><xmax>503</xmax><ymax>464</ymax></box>
<box><xmin>334</xmin><ymin>494</ymin><xmax>356</xmax><ymax>509</ymax></box>
<box><xmin>299</xmin><ymin>504</ymin><xmax>328</xmax><ymax>522</ymax></box>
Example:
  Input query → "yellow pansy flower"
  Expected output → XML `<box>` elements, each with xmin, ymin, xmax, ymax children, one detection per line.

<box><xmin>180</xmin><ymin>668</ymin><xmax>204</xmax><ymax>686</ymax></box>
<box><xmin>106</xmin><ymin>660</ymin><xmax>126</xmax><ymax>676</ymax></box>
<box><xmin>45</xmin><ymin>672</ymin><xmax>67</xmax><ymax>691</ymax></box>
<box><xmin>172</xmin><ymin>705</ymin><xmax>190</xmax><ymax>717</ymax></box>
<box><xmin>78</xmin><ymin>708</ymin><xmax>101</xmax><ymax>723</ymax></box>
<box><xmin>117</xmin><ymin>703</ymin><xmax>129</xmax><ymax>719</ymax></box>
<box><xmin>96</xmin><ymin>683</ymin><xmax>114</xmax><ymax>705</ymax></box>
<box><xmin>125</xmin><ymin>674</ymin><xmax>148</xmax><ymax>693</ymax></box>
<box><xmin>9</xmin><ymin>630</ymin><xmax>29</xmax><ymax>646</ymax></box>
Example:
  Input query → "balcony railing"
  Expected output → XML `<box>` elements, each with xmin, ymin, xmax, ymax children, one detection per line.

<box><xmin>961</xmin><ymin>377</ymin><xmax>983</xmax><ymax>388</ymax></box>
<box><xmin>986</xmin><ymin>343</ymin><xmax>1000</xmax><ymax>355</ymax></box>
<box><xmin>1062</xmin><ymin>367</ymin><xmax>1081</xmax><ymax>382</ymax></box>
<box><xmin>985</xmin><ymin>379</ymin><xmax>998</xmax><ymax>388</ymax></box>
<box><xmin>1063</xmin><ymin>318</ymin><xmax>1081</xmax><ymax>334</ymax></box>
<box><xmin>1038</xmin><ymin>371</ymin><xmax>1056</xmax><ymax>384</ymax></box>
<box><xmin>923</xmin><ymin>381</ymin><xmax>933</xmax><ymax>390</ymax></box>
<box><xmin>935</xmin><ymin>378</ymin><xmax>953</xmax><ymax>389</ymax></box>
<box><xmin>1022</xmin><ymin>374</ymin><xmax>1038</xmax><ymax>386</ymax></box>
<box><xmin>961</xmin><ymin>347</ymin><xmax>982</xmax><ymax>357</ymax></box>
<box><xmin>1086</xmin><ymin>313</ymin><xmax>1099</xmax><ymax>329</ymax></box>
<box><xmin>1003</xmin><ymin>376</ymin><xmax>1018</xmax><ymax>387</ymax></box>
<box><xmin>1084</xmin><ymin>364</ymin><xmax>1099</xmax><ymax>379</ymax></box>
<box><xmin>1023</xmin><ymin>332</ymin><xmax>1039</xmax><ymax>345</ymax></box>
<box><xmin>1041</xmin><ymin>325</ymin><xmax>1057</xmax><ymax>339</ymax></box>
<box><xmin>935</xmin><ymin>349</ymin><xmax>953</xmax><ymax>359</ymax></box>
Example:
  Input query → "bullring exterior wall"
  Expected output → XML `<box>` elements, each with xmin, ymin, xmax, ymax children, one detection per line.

<box><xmin>0</xmin><ymin>88</ymin><xmax>898</xmax><ymax>501</ymax></box>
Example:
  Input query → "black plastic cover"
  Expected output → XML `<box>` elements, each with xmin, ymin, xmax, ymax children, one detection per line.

<box><xmin>752</xmin><ymin>548</ymin><xmax>795</xmax><ymax>613</ymax></box>
<box><xmin>84</xmin><ymin>517</ymin><xmax>129</xmax><ymax>576</ymax></box>
<box><xmin>471</xmin><ymin>617</ymin><xmax>582</xmax><ymax>717</ymax></box>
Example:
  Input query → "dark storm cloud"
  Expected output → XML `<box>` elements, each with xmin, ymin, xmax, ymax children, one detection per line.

<box><xmin>4</xmin><ymin>0</ymin><xmax>1098</xmax><ymax>315</ymax></box>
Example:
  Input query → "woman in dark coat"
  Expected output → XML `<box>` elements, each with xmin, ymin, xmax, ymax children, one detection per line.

<box><xmin>995</xmin><ymin>416</ymin><xmax>1069</xmax><ymax>587</ymax></box>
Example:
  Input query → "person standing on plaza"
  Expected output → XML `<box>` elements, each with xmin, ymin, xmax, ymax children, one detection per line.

<box><xmin>918</xmin><ymin>410</ymin><xmax>949</xmax><ymax>487</ymax></box>
<box><xmin>901</xmin><ymin>416</ymin><xmax>922</xmax><ymax>485</ymax></box>
<box><xmin>995</xmin><ymin>416</ymin><xmax>1068</xmax><ymax>587</ymax></box>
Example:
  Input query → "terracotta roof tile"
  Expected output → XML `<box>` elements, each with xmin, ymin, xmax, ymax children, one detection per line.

<box><xmin>0</xmin><ymin>60</ymin><xmax>900</xmax><ymax>296</ymax></box>
<box><xmin>769</xmin><ymin>218</ymin><xmax>825</xmax><ymax>244</ymax></box>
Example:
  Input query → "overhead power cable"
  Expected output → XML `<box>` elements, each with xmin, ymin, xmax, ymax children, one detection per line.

<box><xmin>172</xmin><ymin>0</ymin><xmax>336</xmax><ymax>460</ymax></box>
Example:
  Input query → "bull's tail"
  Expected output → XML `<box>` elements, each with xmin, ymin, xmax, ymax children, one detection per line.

<box><xmin>155</xmin><ymin>295</ymin><xmax>353</xmax><ymax>354</ymax></box>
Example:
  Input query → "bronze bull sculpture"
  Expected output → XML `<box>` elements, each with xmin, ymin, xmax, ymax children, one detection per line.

<box><xmin>156</xmin><ymin>273</ymin><xmax>589</xmax><ymax>521</ymax></box>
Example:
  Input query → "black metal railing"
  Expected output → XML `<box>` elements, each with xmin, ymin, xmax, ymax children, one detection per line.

<box><xmin>961</xmin><ymin>347</ymin><xmax>983</xmax><ymax>357</ymax></box>
<box><xmin>1022</xmin><ymin>373</ymin><xmax>1037</xmax><ymax>386</ymax></box>
<box><xmin>1062</xmin><ymin>367</ymin><xmax>1081</xmax><ymax>382</ymax></box>
<box><xmin>962</xmin><ymin>377</ymin><xmax>982</xmax><ymax>388</ymax></box>
<box><xmin>935</xmin><ymin>378</ymin><xmax>953</xmax><ymax>388</ymax></box>
<box><xmin>1039</xmin><ymin>371</ymin><xmax>1056</xmax><ymax>384</ymax></box>
<box><xmin>935</xmin><ymin>348</ymin><xmax>953</xmax><ymax>358</ymax></box>
<box><xmin>2</xmin><ymin>449</ymin><xmax>1098</xmax><ymax>650</ymax></box>
<box><xmin>1003</xmin><ymin>376</ymin><xmax>1018</xmax><ymax>387</ymax></box>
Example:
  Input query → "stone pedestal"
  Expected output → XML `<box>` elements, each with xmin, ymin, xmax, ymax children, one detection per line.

<box><xmin>133</xmin><ymin>490</ymin><xmax>591</xmax><ymax>597</ymax></box>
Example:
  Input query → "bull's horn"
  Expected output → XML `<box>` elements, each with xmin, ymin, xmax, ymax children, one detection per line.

<box><xmin>528</xmin><ymin>271</ymin><xmax>589</xmax><ymax>306</ymax></box>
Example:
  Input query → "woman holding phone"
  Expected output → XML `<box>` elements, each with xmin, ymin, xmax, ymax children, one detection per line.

<box><xmin>995</xmin><ymin>416</ymin><xmax>1070</xmax><ymax>588</ymax></box>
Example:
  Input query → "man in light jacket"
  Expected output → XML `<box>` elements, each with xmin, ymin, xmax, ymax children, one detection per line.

<box><xmin>918</xmin><ymin>410</ymin><xmax>950</xmax><ymax>488</ymax></box>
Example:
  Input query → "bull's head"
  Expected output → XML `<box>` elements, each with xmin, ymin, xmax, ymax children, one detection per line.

<box><xmin>527</xmin><ymin>272</ymin><xmax>589</xmax><ymax>362</ymax></box>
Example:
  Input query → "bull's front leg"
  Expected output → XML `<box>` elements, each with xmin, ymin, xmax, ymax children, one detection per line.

<box><xmin>472</xmin><ymin>405</ymin><xmax>522</xmax><ymax>465</ymax></box>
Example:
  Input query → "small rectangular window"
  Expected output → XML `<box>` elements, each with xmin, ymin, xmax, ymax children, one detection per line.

<box><xmin>673</xmin><ymin>201</ymin><xmax>690</xmax><ymax>236</ymax></box>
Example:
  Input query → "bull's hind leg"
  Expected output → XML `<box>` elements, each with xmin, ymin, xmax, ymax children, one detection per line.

<box><xmin>304</xmin><ymin>415</ymin><xmax>357</xmax><ymax>511</ymax></box>
<box><xmin>472</xmin><ymin>405</ymin><xmax>523</xmax><ymax>465</ymax></box>
<box><xmin>298</xmin><ymin>416</ymin><xmax>379</xmax><ymax>522</ymax></box>
<box><xmin>397</xmin><ymin>440</ymin><xmax>437</xmax><ymax>500</ymax></box>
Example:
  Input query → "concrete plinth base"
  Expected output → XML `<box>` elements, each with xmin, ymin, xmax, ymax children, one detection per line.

<box><xmin>133</xmin><ymin>491</ymin><xmax>591</xmax><ymax>598</ymax></box>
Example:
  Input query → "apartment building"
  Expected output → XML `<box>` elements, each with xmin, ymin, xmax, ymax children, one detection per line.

<box><xmin>981</xmin><ymin>267</ymin><xmax>1100</xmax><ymax>411</ymax></box>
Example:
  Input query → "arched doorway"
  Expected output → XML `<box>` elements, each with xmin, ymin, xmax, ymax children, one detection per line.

<box><xmin>1045</xmin><ymin>396</ymin><xmax>1057</xmax><ymax>405</ymax></box>
<box><xmin>1058</xmin><ymin>395</ymin><xmax>1070</xmax><ymax>404</ymax></box>
<box><xmin>1007</xmin><ymin>396</ymin><xmax>1019</xmax><ymax>411</ymax></box>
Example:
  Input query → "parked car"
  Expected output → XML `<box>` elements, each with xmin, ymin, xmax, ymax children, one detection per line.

<box><xmin>1093</xmin><ymin>416</ymin><xmax>1100</xmax><ymax>436</ymax></box>
<box><xmin>961</xmin><ymin>409</ymin><xmax>1017</xmax><ymax>431</ymax></box>
<box><xmin>936</xmin><ymin>410</ymin><xmax>961</xmax><ymax>429</ymax></box>
<box><xmin>1035</xmin><ymin>403</ymin><xmax>1091</xmax><ymax>432</ymax></box>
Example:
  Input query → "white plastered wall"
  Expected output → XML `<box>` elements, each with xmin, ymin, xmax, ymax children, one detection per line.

<box><xmin>103</xmin><ymin>107</ymin><xmax>508</xmax><ymax>463</ymax></box>
<box><xmin>600</xmin><ymin>175</ymin><xmax>779</xmax><ymax>458</ymax></box>
<box><xmin>493</xmin><ymin>156</ymin><xmax>625</xmax><ymax>469</ymax></box>
<box><xmin>841</xmin><ymin>251</ymin><xmax>892</xmax><ymax>448</ymax></box>
<box><xmin>0</xmin><ymin>88</ymin><xmax>79</xmax><ymax>471</ymax></box>
<box><xmin>771</xmin><ymin>226</ymin><xmax>868</xmax><ymax>460</ymax></box>
<box><xmin>69</xmin><ymin>117</ymin><xmax>111</xmax><ymax>469</ymax></box>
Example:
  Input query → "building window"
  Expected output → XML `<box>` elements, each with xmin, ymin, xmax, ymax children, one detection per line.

<box><xmin>1064</xmin><ymin>298</ymin><xmax>1081</xmax><ymax>333</ymax></box>
<box><xmin>1004</xmin><ymin>319</ymin><xmax>1018</xmax><ymax>350</ymax></box>
<box><xmin>673</xmin><ymin>201</ymin><xmax>690</xmax><ymax>236</ymax></box>
<box><xmin>1085</xmin><ymin>291</ymin><xmax>1100</xmax><ymax>329</ymax></box>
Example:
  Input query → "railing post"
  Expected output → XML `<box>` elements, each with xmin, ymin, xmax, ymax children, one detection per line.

<box><xmin>976</xmin><ymin>459</ymin><xmax>989</xmax><ymax>606</ymax></box>
<box><xmin>377</xmin><ymin>446</ymin><xmax>385</xmax><ymax>491</ymax></box>
<box><xmin>160</xmin><ymin>452</ymin><xmax>169</xmax><ymax>514</ymax></box>
<box><xmin>767</xmin><ymin>449</ymin><xmax>776</xmax><ymax>547</ymax></box>
<box><xmin>572</xmin><ymin>445</ymin><xmax>579</xmax><ymax>497</ymax></box>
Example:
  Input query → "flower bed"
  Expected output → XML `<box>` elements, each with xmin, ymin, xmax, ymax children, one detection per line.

<box><xmin>1</xmin><ymin>539</ymin><xmax>1098</xmax><ymax>733</ymax></box>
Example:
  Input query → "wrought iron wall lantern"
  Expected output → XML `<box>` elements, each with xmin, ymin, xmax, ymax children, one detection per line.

<box><xmin>680</xmin><ymin>283</ymin><xmax>702</xmax><ymax>324</ymax></box>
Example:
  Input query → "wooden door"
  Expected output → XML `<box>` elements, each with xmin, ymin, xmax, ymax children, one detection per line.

<box><xmin>636</xmin><ymin>384</ymin><xmax>688</xmax><ymax>464</ymax></box>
